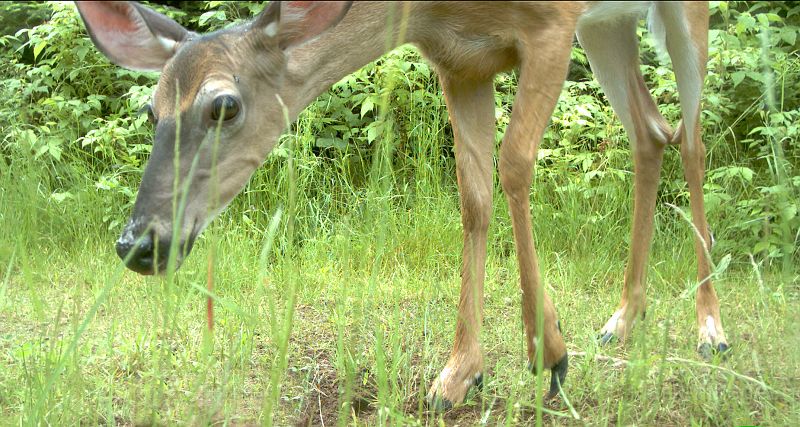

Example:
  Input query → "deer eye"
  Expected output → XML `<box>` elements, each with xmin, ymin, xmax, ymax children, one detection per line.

<box><xmin>211</xmin><ymin>95</ymin><xmax>240</xmax><ymax>122</ymax></box>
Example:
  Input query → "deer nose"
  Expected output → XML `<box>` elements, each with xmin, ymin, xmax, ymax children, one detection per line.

<box><xmin>116</xmin><ymin>231</ymin><xmax>165</xmax><ymax>275</ymax></box>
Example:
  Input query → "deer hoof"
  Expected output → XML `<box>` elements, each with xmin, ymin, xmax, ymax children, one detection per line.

<box><xmin>425</xmin><ymin>371</ymin><xmax>483</xmax><ymax>413</ymax></box>
<box><xmin>548</xmin><ymin>353</ymin><xmax>569</xmax><ymax>399</ymax></box>
<box><xmin>698</xmin><ymin>342</ymin><xmax>731</xmax><ymax>361</ymax></box>
<box><xmin>474</xmin><ymin>372</ymin><xmax>484</xmax><ymax>391</ymax></box>
<box><xmin>598</xmin><ymin>331</ymin><xmax>616</xmax><ymax>345</ymax></box>
<box><xmin>527</xmin><ymin>353</ymin><xmax>569</xmax><ymax>399</ymax></box>
<box><xmin>427</xmin><ymin>395</ymin><xmax>453</xmax><ymax>412</ymax></box>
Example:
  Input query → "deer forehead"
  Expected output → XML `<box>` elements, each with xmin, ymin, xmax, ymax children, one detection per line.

<box><xmin>152</xmin><ymin>38</ymin><xmax>240</xmax><ymax>117</ymax></box>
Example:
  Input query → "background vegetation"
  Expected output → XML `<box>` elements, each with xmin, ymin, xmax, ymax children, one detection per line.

<box><xmin>0</xmin><ymin>1</ymin><xmax>797</xmax><ymax>425</ymax></box>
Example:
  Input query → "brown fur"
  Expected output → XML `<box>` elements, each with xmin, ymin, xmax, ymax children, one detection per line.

<box><xmin>79</xmin><ymin>0</ymin><xmax>726</xmax><ymax>408</ymax></box>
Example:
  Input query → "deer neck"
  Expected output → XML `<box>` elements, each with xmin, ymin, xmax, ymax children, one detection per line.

<box><xmin>281</xmin><ymin>2</ymin><xmax>410</xmax><ymax>119</ymax></box>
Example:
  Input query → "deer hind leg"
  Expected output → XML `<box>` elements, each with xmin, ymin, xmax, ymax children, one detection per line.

<box><xmin>499</xmin><ymin>29</ymin><xmax>579</xmax><ymax>399</ymax></box>
<box><xmin>658</xmin><ymin>2</ymin><xmax>729</xmax><ymax>358</ymax></box>
<box><xmin>426</xmin><ymin>75</ymin><xmax>495</xmax><ymax>411</ymax></box>
<box><xmin>577</xmin><ymin>16</ymin><xmax>673</xmax><ymax>344</ymax></box>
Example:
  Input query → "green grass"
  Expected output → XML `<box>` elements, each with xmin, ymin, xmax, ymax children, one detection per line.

<box><xmin>1</xmin><ymin>151</ymin><xmax>798</xmax><ymax>425</ymax></box>
<box><xmin>1</xmin><ymin>6</ymin><xmax>798</xmax><ymax>421</ymax></box>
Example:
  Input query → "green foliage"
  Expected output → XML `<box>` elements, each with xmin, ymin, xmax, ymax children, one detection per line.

<box><xmin>0</xmin><ymin>1</ymin><xmax>797</xmax><ymax>264</ymax></box>
<box><xmin>702</xmin><ymin>1</ymin><xmax>800</xmax><ymax>263</ymax></box>
<box><xmin>0</xmin><ymin>2</ymin><xmax>156</xmax><ymax>232</ymax></box>
<box><xmin>1</xmin><ymin>2</ymin><xmax>798</xmax><ymax>425</ymax></box>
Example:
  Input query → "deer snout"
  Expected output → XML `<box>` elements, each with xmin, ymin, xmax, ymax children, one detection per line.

<box><xmin>116</xmin><ymin>221</ymin><xmax>194</xmax><ymax>275</ymax></box>
<box><xmin>116</xmin><ymin>227</ymin><xmax>160</xmax><ymax>275</ymax></box>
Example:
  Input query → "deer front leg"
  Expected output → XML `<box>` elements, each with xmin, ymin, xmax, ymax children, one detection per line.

<box><xmin>499</xmin><ymin>30</ymin><xmax>577</xmax><ymax>398</ymax></box>
<box><xmin>500</xmin><ymin>135</ymin><xmax>568</xmax><ymax>398</ymax></box>
<box><xmin>426</xmin><ymin>76</ymin><xmax>495</xmax><ymax>411</ymax></box>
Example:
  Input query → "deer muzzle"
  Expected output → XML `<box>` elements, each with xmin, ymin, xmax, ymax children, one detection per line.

<box><xmin>116</xmin><ymin>219</ymin><xmax>195</xmax><ymax>275</ymax></box>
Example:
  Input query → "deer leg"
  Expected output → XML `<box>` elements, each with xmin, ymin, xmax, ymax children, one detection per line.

<box><xmin>658</xmin><ymin>2</ymin><xmax>729</xmax><ymax>358</ymax></box>
<box><xmin>598</xmin><ymin>108</ymin><xmax>666</xmax><ymax>344</ymax></box>
<box><xmin>678</xmin><ymin>122</ymin><xmax>729</xmax><ymax>358</ymax></box>
<box><xmin>499</xmin><ymin>30</ymin><xmax>579</xmax><ymax>398</ymax></box>
<box><xmin>577</xmin><ymin>17</ymin><xmax>673</xmax><ymax>344</ymax></box>
<box><xmin>598</xmin><ymin>86</ymin><xmax>667</xmax><ymax>344</ymax></box>
<box><xmin>427</xmin><ymin>75</ymin><xmax>495</xmax><ymax>411</ymax></box>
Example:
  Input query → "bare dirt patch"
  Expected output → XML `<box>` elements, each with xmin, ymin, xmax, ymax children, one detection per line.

<box><xmin>291</xmin><ymin>349</ymin><xmax>379</xmax><ymax>426</ymax></box>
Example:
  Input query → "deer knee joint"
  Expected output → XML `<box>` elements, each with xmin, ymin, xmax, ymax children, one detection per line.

<box><xmin>499</xmin><ymin>154</ymin><xmax>534</xmax><ymax>193</ymax></box>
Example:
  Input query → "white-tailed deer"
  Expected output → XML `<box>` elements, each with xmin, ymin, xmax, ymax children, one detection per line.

<box><xmin>77</xmin><ymin>1</ymin><xmax>729</xmax><ymax>410</ymax></box>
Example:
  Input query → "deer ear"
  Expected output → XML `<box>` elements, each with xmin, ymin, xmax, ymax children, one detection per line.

<box><xmin>76</xmin><ymin>1</ymin><xmax>191</xmax><ymax>71</ymax></box>
<box><xmin>254</xmin><ymin>1</ymin><xmax>352</xmax><ymax>50</ymax></box>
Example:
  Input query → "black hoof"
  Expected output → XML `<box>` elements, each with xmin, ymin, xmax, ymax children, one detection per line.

<box><xmin>427</xmin><ymin>395</ymin><xmax>453</xmax><ymax>412</ymax></box>
<box><xmin>426</xmin><ymin>373</ymin><xmax>483</xmax><ymax>413</ymax></box>
<box><xmin>598</xmin><ymin>331</ymin><xmax>616</xmax><ymax>345</ymax></box>
<box><xmin>474</xmin><ymin>372</ymin><xmax>484</xmax><ymax>391</ymax></box>
<box><xmin>548</xmin><ymin>353</ymin><xmax>569</xmax><ymax>399</ymax></box>
<box><xmin>698</xmin><ymin>342</ymin><xmax>732</xmax><ymax>361</ymax></box>
<box><xmin>698</xmin><ymin>343</ymin><xmax>713</xmax><ymax>360</ymax></box>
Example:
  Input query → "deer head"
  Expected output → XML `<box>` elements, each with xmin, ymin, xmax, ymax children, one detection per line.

<box><xmin>77</xmin><ymin>1</ymin><xmax>352</xmax><ymax>274</ymax></box>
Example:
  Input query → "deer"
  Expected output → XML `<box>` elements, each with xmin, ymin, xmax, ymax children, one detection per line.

<box><xmin>76</xmin><ymin>1</ymin><xmax>730</xmax><ymax>410</ymax></box>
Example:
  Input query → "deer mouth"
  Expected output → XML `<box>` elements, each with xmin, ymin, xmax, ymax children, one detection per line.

<box><xmin>115</xmin><ymin>219</ymin><xmax>196</xmax><ymax>275</ymax></box>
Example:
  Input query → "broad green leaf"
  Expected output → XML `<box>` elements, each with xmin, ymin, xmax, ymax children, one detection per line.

<box><xmin>731</xmin><ymin>71</ymin><xmax>746</xmax><ymax>87</ymax></box>
<box><xmin>33</xmin><ymin>40</ymin><xmax>46</xmax><ymax>60</ymax></box>
<box><xmin>315</xmin><ymin>137</ymin><xmax>347</xmax><ymax>150</ymax></box>
<box><xmin>50</xmin><ymin>192</ymin><xmax>74</xmax><ymax>203</ymax></box>
<box><xmin>780</xmin><ymin>28</ymin><xmax>797</xmax><ymax>46</ymax></box>
<box><xmin>753</xmin><ymin>240</ymin><xmax>772</xmax><ymax>254</ymax></box>
<box><xmin>781</xmin><ymin>204</ymin><xmax>797</xmax><ymax>221</ymax></box>
<box><xmin>714</xmin><ymin>254</ymin><xmax>732</xmax><ymax>275</ymax></box>
<box><xmin>360</xmin><ymin>97</ymin><xmax>374</xmax><ymax>118</ymax></box>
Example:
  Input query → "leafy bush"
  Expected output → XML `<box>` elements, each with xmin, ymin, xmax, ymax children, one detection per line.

<box><xmin>0</xmin><ymin>1</ymin><xmax>797</xmax><ymax>266</ymax></box>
